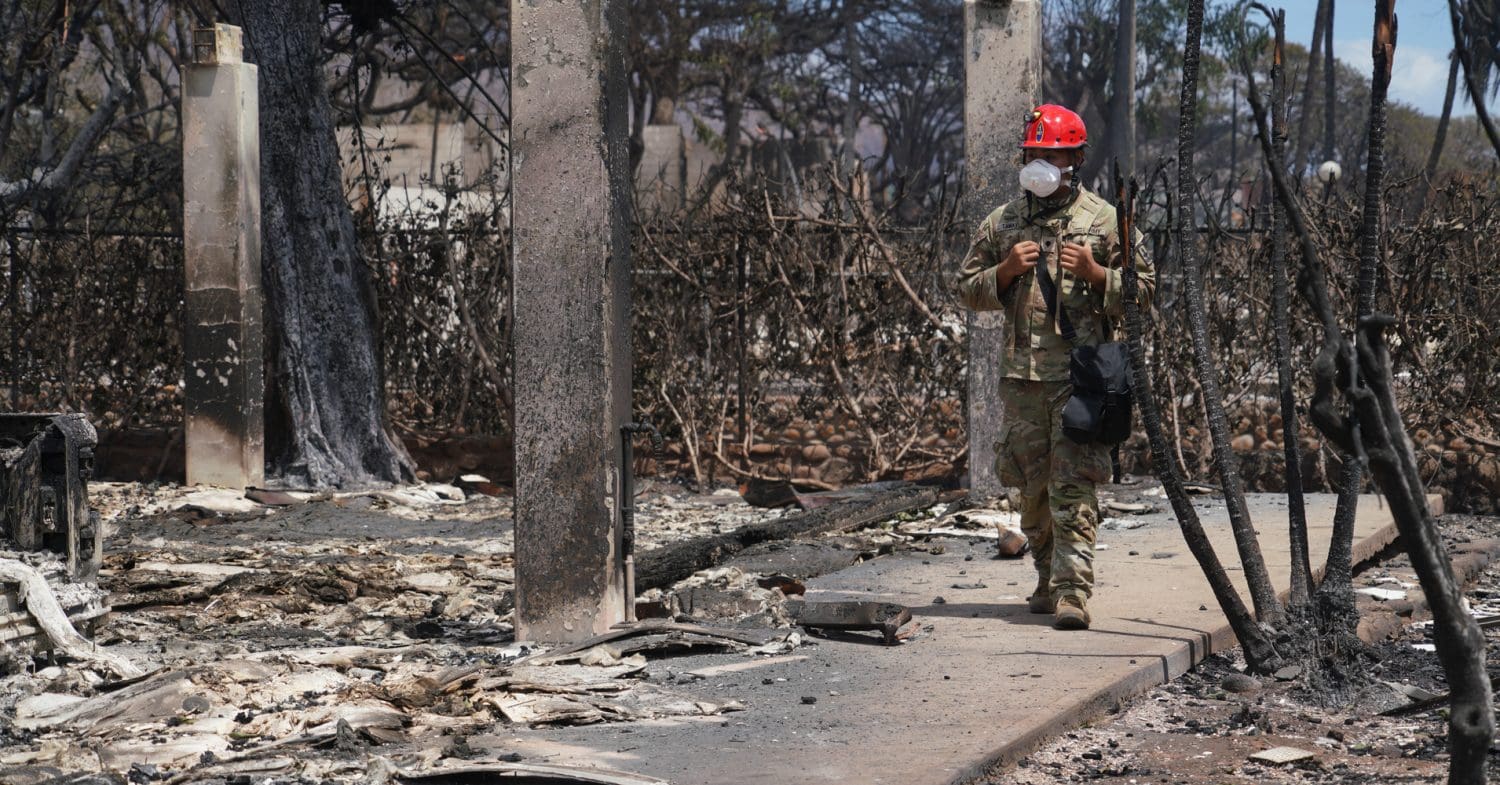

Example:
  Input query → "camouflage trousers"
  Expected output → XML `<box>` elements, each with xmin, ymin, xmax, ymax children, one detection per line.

<box><xmin>994</xmin><ymin>379</ymin><xmax>1111</xmax><ymax>602</ymax></box>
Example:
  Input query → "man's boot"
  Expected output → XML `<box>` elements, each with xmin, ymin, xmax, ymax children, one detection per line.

<box><xmin>1026</xmin><ymin>576</ymin><xmax>1054</xmax><ymax>614</ymax></box>
<box><xmin>1053</xmin><ymin>595</ymin><xmax>1090</xmax><ymax>630</ymax></box>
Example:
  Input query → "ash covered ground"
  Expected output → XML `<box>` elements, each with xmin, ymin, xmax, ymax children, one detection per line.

<box><xmin>0</xmin><ymin>480</ymin><xmax>935</xmax><ymax>783</ymax></box>
<box><xmin>0</xmin><ymin>481</ymin><xmax>1494</xmax><ymax>784</ymax></box>
<box><xmin>989</xmin><ymin>514</ymin><xmax>1500</xmax><ymax>785</ymax></box>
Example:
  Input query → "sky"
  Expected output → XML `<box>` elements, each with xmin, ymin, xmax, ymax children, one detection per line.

<box><xmin>1272</xmin><ymin>0</ymin><xmax>1469</xmax><ymax>118</ymax></box>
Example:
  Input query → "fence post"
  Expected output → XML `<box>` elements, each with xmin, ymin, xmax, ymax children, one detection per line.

<box><xmin>181</xmin><ymin>24</ymin><xmax>264</xmax><ymax>490</ymax></box>
<box><xmin>511</xmin><ymin>0</ymin><xmax>632</xmax><ymax>643</ymax></box>
<box><xmin>962</xmin><ymin>0</ymin><xmax>1041</xmax><ymax>499</ymax></box>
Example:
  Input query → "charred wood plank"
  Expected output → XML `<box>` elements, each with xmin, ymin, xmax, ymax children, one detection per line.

<box><xmin>722</xmin><ymin>540</ymin><xmax>867</xmax><ymax>580</ymax></box>
<box><xmin>0</xmin><ymin>585</ymin><xmax>109</xmax><ymax>648</ymax></box>
<box><xmin>635</xmin><ymin>485</ymin><xmax>937</xmax><ymax>592</ymax></box>
<box><xmin>516</xmin><ymin>619</ymin><xmax>772</xmax><ymax>665</ymax></box>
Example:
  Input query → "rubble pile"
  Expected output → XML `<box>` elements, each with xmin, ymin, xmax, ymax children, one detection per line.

<box><xmin>0</xmin><ymin>548</ymin><xmax>111</xmax><ymax>671</ymax></box>
<box><xmin>0</xmin><ymin>482</ymin><xmax>876</xmax><ymax>783</ymax></box>
<box><xmin>2</xmin><ymin>637</ymin><xmax>766</xmax><ymax>780</ymax></box>
<box><xmin>0</xmin><ymin>478</ymin><xmax>1168</xmax><ymax>782</ymax></box>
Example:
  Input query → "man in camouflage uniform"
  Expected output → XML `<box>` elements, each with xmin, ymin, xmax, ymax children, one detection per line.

<box><xmin>956</xmin><ymin>104</ymin><xmax>1155</xmax><ymax>630</ymax></box>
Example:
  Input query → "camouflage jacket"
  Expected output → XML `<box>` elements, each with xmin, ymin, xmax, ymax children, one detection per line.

<box><xmin>955</xmin><ymin>186</ymin><xmax>1156</xmax><ymax>381</ymax></box>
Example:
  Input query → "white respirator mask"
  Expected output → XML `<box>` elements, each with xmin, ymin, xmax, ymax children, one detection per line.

<box><xmin>1019</xmin><ymin>159</ymin><xmax>1075</xmax><ymax>198</ymax></box>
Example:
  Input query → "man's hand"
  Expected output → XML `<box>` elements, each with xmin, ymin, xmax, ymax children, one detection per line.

<box><xmin>1060</xmin><ymin>241</ymin><xmax>1107</xmax><ymax>288</ymax></box>
<box><xmin>995</xmin><ymin>240</ymin><xmax>1040</xmax><ymax>293</ymax></box>
<box><xmin>1002</xmin><ymin>243</ymin><xmax>1038</xmax><ymax>279</ymax></box>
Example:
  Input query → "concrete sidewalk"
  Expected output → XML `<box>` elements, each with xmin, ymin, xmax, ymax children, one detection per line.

<box><xmin>489</xmin><ymin>492</ymin><xmax>1408</xmax><ymax>785</ymax></box>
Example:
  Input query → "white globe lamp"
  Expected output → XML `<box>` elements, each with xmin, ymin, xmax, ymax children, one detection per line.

<box><xmin>1316</xmin><ymin>160</ymin><xmax>1342</xmax><ymax>185</ymax></box>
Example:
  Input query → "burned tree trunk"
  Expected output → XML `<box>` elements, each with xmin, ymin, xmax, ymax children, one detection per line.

<box><xmin>1323</xmin><ymin>0</ymin><xmax>1337</xmax><ymax>164</ymax></box>
<box><xmin>1425</xmin><ymin>53</ymin><xmax>1461</xmax><ymax>182</ymax></box>
<box><xmin>841</xmin><ymin>23</ymin><xmax>861</xmax><ymax>178</ymax></box>
<box><xmin>1258</xmin><ymin>4</ymin><xmax>1493</xmax><ymax>779</ymax></box>
<box><xmin>1244</xmin><ymin>23</ymin><xmax>1353</xmax><ymax>642</ymax></box>
<box><xmin>1356</xmin><ymin>6</ymin><xmax>1389</xmax><ymax>394</ymax></box>
<box><xmin>1356</xmin><ymin>329</ymin><xmax>1495</xmax><ymax>785</ymax></box>
<box><xmin>1356</xmin><ymin>11</ymin><xmax>1492</xmax><ymax>780</ymax></box>
<box><xmin>1320</xmin><ymin>0</ymin><xmax>1402</xmax><ymax>612</ymax></box>
<box><xmin>1175</xmin><ymin>0</ymin><xmax>1282</xmax><ymax>624</ymax></box>
<box><xmin>1115</xmin><ymin>166</ymin><xmax>1279</xmax><ymax>672</ymax></box>
<box><xmin>238</xmin><ymin>0</ymin><xmax>415</xmax><ymax>488</ymax></box>
<box><xmin>1252</xmin><ymin>6</ymin><xmax>1313</xmax><ymax>607</ymax></box>
<box><xmin>1109</xmin><ymin>0</ymin><xmax>1137</xmax><ymax>177</ymax></box>
<box><xmin>1291</xmin><ymin>0</ymin><xmax>1329</xmax><ymax>173</ymax></box>
<box><xmin>1236</xmin><ymin>13</ymin><xmax>1368</xmax><ymax>657</ymax></box>
<box><xmin>1320</xmin><ymin>461</ymin><xmax>1362</xmax><ymax>607</ymax></box>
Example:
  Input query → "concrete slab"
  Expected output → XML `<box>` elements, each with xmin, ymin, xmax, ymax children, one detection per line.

<box><xmin>486</xmin><ymin>492</ymin><xmax>1408</xmax><ymax>784</ymax></box>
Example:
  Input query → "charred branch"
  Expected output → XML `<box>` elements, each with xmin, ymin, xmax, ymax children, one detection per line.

<box><xmin>1115</xmin><ymin>163</ymin><xmax>1281</xmax><ymax>672</ymax></box>
<box><xmin>1448</xmin><ymin>0</ymin><xmax>1500</xmax><ymax>161</ymax></box>
<box><xmin>635</xmin><ymin>485</ymin><xmax>937</xmax><ymax>593</ymax></box>
<box><xmin>1175</xmin><ymin>0</ymin><xmax>1282</xmax><ymax>624</ymax></box>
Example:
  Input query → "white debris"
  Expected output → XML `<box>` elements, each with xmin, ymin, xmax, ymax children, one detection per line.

<box><xmin>1356</xmin><ymin>586</ymin><xmax>1408</xmax><ymax>601</ymax></box>
<box><xmin>172</xmin><ymin>488</ymin><xmax>263</xmax><ymax>514</ymax></box>
<box><xmin>1248</xmin><ymin>746</ymin><xmax>1317</xmax><ymax>764</ymax></box>
<box><xmin>753</xmin><ymin>631</ymin><xmax>804</xmax><ymax>656</ymax></box>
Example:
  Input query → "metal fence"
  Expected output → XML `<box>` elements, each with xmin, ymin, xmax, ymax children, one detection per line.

<box><xmin>3</xmin><ymin>176</ymin><xmax>1496</xmax><ymax>511</ymax></box>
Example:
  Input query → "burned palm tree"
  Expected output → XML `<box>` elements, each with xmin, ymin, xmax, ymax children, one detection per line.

<box><xmin>1174</xmin><ymin>0</ymin><xmax>1283</xmax><ymax>625</ymax></box>
<box><xmin>1244</xmin><ymin>3</ymin><xmax>1314</xmax><ymax>608</ymax></box>
<box><xmin>1291</xmin><ymin>0</ymin><xmax>1329</xmax><ymax>172</ymax></box>
<box><xmin>1115</xmin><ymin>161</ymin><xmax>1280</xmax><ymax>672</ymax></box>
<box><xmin>1448</xmin><ymin>0</ymin><xmax>1500</xmax><ymax>159</ymax></box>
<box><xmin>1240</xmin><ymin>5</ymin><xmax>1374</xmax><ymax>687</ymax></box>
<box><xmin>1249</xmin><ymin>2</ymin><xmax>1493</xmax><ymax>780</ymax></box>
<box><xmin>1103</xmin><ymin>0</ymin><xmax>1290</xmax><ymax>673</ymax></box>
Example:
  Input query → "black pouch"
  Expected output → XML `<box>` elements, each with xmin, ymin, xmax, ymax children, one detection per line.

<box><xmin>1036</xmin><ymin>242</ymin><xmax>1134</xmax><ymax>446</ymax></box>
<box><xmin>1061</xmin><ymin>341</ymin><xmax>1133</xmax><ymax>444</ymax></box>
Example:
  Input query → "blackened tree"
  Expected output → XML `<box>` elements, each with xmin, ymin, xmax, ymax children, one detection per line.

<box><xmin>237</xmin><ymin>0</ymin><xmax>415</xmax><ymax>487</ymax></box>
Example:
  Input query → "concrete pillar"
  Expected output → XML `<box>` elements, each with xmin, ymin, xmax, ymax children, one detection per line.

<box><xmin>511</xmin><ymin>0</ymin><xmax>632</xmax><ymax>643</ymax></box>
<box><xmin>182</xmin><ymin>24</ymin><xmax>263</xmax><ymax>491</ymax></box>
<box><xmin>963</xmin><ymin>0</ymin><xmax>1041</xmax><ymax>499</ymax></box>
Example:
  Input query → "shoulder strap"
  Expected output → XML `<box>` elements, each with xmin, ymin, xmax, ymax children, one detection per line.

<box><xmin>1066</xmin><ymin>195</ymin><xmax>1100</xmax><ymax>236</ymax></box>
<box><xmin>1034</xmin><ymin>243</ymin><xmax>1078</xmax><ymax>345</ymax></box>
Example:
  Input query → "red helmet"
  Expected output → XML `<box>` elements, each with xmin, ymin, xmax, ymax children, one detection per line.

<box><xmin>1020</xmin><ymin>104</ymin><xmax>1087</xmax><ymax>149</ymax></box>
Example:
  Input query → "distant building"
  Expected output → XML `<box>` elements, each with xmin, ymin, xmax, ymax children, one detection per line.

<box><xmin>337</xmin><ymin>115</ymin><xmax>506</xmax><ymax>227</ymax></box>
<box><xmin>337</xmin><ymin>108</ymin><xmax>874</xmax><ymax>223</ymax></box>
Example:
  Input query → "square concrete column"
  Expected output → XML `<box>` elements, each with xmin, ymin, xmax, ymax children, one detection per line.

<box><xmin>963</xmin><ymin>0</ymin><xmax>1041</xmax><ymax>499</ymax></box>
<box><xmin>182</xmin><ymin>24</ymin><xmax>263</xmax><ymax>490</ymax></box>
<box><xmin>511</xmin><ymin>0</ymin><xmax>632</xmax><ymax>643</ymax></box>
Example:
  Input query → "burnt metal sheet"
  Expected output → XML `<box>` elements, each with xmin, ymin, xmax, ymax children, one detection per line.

<box><xmin>787</xmin><ymin>600</ymin><xmax>912</xmax><ymax>645</ymax></box>
<box><xmin>0</xmin><ymin>413</ymin><xmax>102</xmax><ymax>578</ymax></box>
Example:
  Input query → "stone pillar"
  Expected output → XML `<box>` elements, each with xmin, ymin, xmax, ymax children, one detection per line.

<box><xmin>963</xmin><ymin>0</ymin><xmax>1041</xmax><ymax>499</ymax></box>
<box><xmin>511</xmin><ymin>0</ymin><xmax>632</xmax><ymax>643</ymax></box>
<box><xmin>182</xmin><ymin>24</ymin><xmax>263</xmax><ymax>490</ymax></box>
